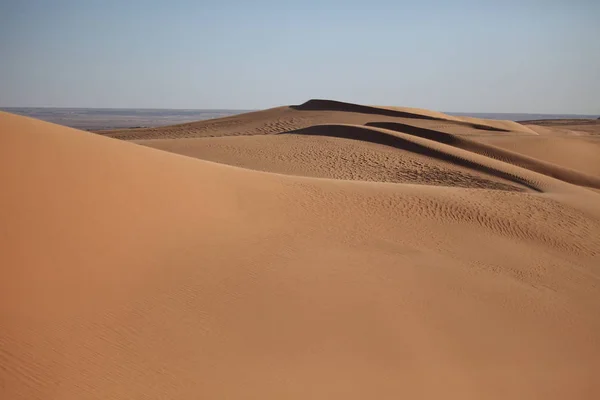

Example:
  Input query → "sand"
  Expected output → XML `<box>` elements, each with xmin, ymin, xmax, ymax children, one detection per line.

<box><xmin>2</xmin><ymin>100</ymin><xmax>600</xmax><ymax>399</ymax></box>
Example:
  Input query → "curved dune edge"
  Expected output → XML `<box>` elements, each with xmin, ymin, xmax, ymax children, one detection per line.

<box><xmin>293</xmin><ymin>99</ymin><xmax>538</xmax><ymax>134</ymax></box>
<box><xmin>134</xmin><ymin>134</ymin><xmax>528</xmax><ymax>192</ymax></box>
<box><xmin>283</xmin><ymin>123</ymin><xmax>588</xmax><ymax>194</ymax></box>
<box><xmin>366</xmin><ymin>121</ymin><xmax>600</xmax><ymax>189</ymax></box>
<box><xmin>2</xmin><ymin>111</ymin><xmax>600</xmax><ymax>399</ymax></box>
<box><xmin>292</xmin><ymin>99</ymin><xmax>451</xmax><ymax>121</ymax></box>
<box><xmin>100</xmin><ymin>99</ymin><xmax>539</xmax><ymax>140</ymax></box>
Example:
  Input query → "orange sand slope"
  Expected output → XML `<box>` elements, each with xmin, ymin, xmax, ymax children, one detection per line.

<box><xmin>2</xmin><ymin>102</ymin><xmax>600</xmax><ymax>399</ymax></box>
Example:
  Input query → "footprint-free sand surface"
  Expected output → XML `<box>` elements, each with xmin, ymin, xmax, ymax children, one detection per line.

<box><xmin>2</xmin><ymin>100</ymin><xmax>600</xmax><ymax>399</ymax></box>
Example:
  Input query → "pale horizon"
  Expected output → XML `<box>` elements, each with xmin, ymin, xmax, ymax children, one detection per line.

<box><xmin>1</xmin><ymin>0</ymin><xmax>599</xmax><ymax>114</ymax></box>
<box><xmin>1</xmin><ymin>104</ymin><xmax>597</xmax><ymax>117</ymax></box>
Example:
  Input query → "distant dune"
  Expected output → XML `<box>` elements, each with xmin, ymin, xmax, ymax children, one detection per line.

<box><xmin>2</xmin><ymin>101</ymin><xmax>600</xmax><ymax>399</ymax></box>
<box><xmin>99</xmin><ymin>99</ymin><xmax>542</xmax><ymax>140</ymax></box>
<box><xmin>0</xmin><ymin>107</ymin><xmax>249</xmax><ymax>131</ymax></box>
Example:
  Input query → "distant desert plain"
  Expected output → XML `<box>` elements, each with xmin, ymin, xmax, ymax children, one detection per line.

<box><xmin>2</xmin><ymin>99</ymin><xmax>600</xmax><ymax>399</ymax></box>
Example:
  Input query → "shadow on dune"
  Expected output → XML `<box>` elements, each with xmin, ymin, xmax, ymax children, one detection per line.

<box><xmin>367</xmin><ymin>122</ymin><xmax>600</xmax><ymax>190</ymax></box>
<box><xmin>282</xmin><ymin>124</ymin><xmax>541</xmax><ymax>192</ymax></box>
<box><xmin>292</xmin><ymin>99</ymin><xmax>443</xmax><ymax>121</ymax></box>
<box><xmin>367</xmin><ymin>122</ymin><xmax>463</xmax><ymax>145</ymax></box>
<box><xmin>293</xmin><ymin>99</ymin><xmax>512</xmax><ymax>133</ymax></box>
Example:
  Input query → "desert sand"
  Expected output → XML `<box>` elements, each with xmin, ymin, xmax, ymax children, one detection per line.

<box><xmin>2</xmin><ymin>100</ymin><xmax>600</xmax><ymax>399</ymax></box>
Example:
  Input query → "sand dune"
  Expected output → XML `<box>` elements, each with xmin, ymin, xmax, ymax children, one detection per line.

<box><xmin>472</xmin><ymin>135</ymin><xmax>600</xmax><ymax>177</ymax></box>
<box><xmin>366</xmin><ymin>121</ymin><xmax>600</xmax><ymax>189</ymax></box>
<box><xmin>136</xmin><ymin>135</ymin><xmax>526</xmax><ymax>191</ymax></box>
<box><xmin>523</xmin><ymin>118</ymin><xmax>600</xmax><ymax>135</ymax></box>
<box><xmin>101</xmin><ymin>99</ymin><xmax>536</xmax><ymax>140</ymax></box>
<box><xmin>2</xmin><ymin>103</ymin><xmax>600</xmax><ymax>399</ymax></box>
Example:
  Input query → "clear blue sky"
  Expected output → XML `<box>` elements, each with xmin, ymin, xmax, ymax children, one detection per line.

<box><xmin>1</xmin><ymin>0</ymin><xmax>598</xmax><ymax>113</ymax></box>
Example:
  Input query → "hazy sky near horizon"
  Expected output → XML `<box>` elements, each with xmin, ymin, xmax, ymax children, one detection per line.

<box><xmin>1</xmin><ymin>0</ymin><xmax>598</xmax><ymax>113</ymax></box>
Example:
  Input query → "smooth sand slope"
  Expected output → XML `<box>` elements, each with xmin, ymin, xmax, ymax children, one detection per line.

<box><xmin>2</xmin><ymin>102</ymin><xmax>600</xmax><ymax>399</ymax></box>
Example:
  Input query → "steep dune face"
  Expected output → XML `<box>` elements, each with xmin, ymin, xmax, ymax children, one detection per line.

<box><xmin>2</xmin><ymin>108</ymin><xmax>600</xmax><ymax>399</ymax></box>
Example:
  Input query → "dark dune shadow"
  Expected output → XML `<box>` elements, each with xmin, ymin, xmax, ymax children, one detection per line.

<box><xmin>366</xmin><ymin>122</ymin><xmax>600</xmax><ymax>190</ymax></box>
<box><xmin>282</xmin><ymin>124</ymin><xmax>540</xmax><ymax>192</ymax></box>
<box><xmin>293</xmin><ymin>100</ymin><xmax>511</xmax><ymax>132</ymax></box>
<box><xmin>369</xmin><ymin>120</ymin><xmax>509</xmax><ymax>134</ymax></box>
<box><xmin>367</xmin><ymin>122</ymin><xmax>462</xmax><ymax>145</ymax></box>
<box><xmin>292</xmin><ymin>99</ymin><xmax>443</xmax><ymax>121</ymax></box>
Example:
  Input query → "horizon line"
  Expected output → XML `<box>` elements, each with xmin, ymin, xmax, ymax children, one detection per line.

<box><xmin>1</xmin><ymin>106</ymin><xmax>597</xmax><ymax>117</ymax></box>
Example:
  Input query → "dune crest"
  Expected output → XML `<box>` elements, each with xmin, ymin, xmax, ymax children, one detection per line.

<box><xmin>2</xmin><ymin>107</ymin><xmax>600</xmax><ymax>399</ymax></box>
<box><xmin>101</xmin><ymin>99</ymin><xmax>537</xmax><ymax>140</ymax></box>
